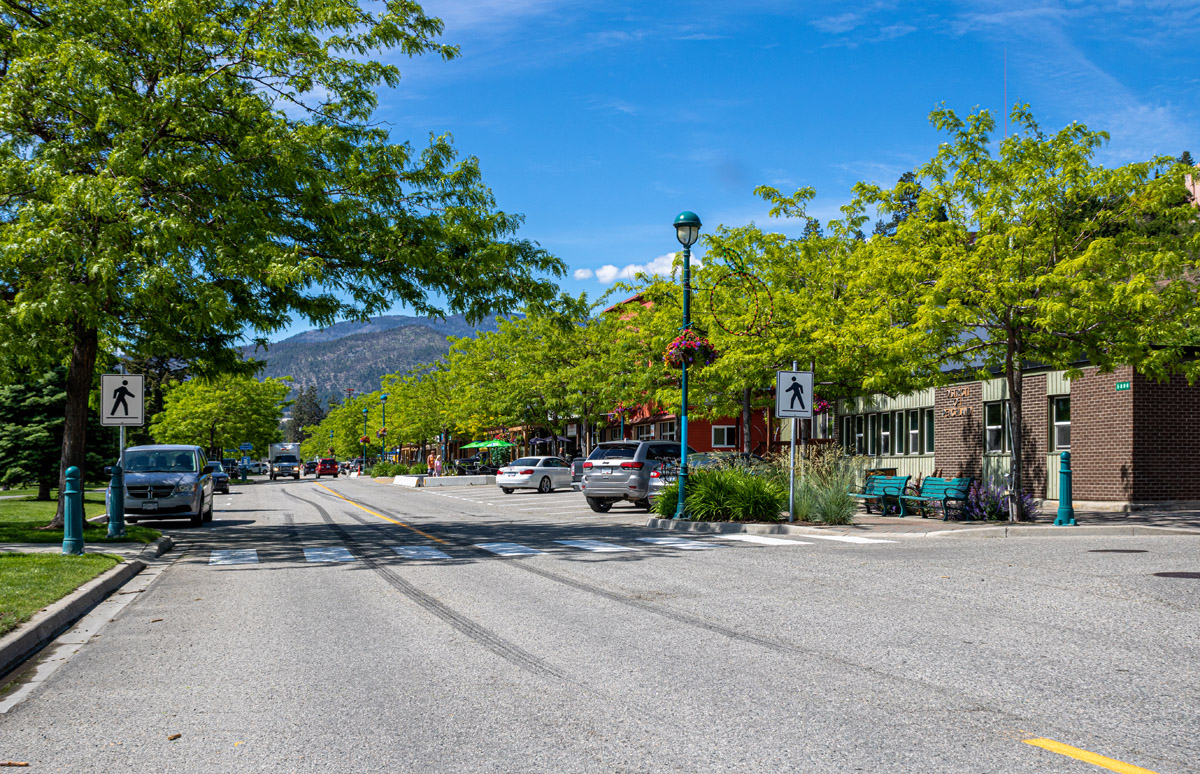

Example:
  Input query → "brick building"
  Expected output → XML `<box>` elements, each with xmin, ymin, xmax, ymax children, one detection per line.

<box><xmin>833</xmin><ymin>366</ymin><xmax>1200</xmax><ymax>510</ymax></box>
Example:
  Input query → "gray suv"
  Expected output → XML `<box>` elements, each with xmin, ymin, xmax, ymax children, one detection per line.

<box><xmin>120</xmin><ymin>444</ymin><xmax>214</xmax><ymax>526</ymax></box>
<box><xmin>580</xmin><ymin>441</ymin><xmax>694</xmax><ymax>513</ymax></box>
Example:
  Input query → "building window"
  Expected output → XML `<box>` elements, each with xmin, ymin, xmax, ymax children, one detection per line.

<box><xmin>880</xmin><ymin>413</ymin><xmax>892</xmax><ymax>455</ymax></box>
<box><xmin>855</xmin><ymin>415</ymin><xmax>865</xmax><ymax>455</ymax></box>
<box><xmin>923</xmin><ymin>408</ymin><xmax>935</xmax><ymax>454</ymax></box>
<box><xmin>908</xmin><ymin>411</ymin><xmax>920</xmax><ymax>455</ymax></box>
<box><xmin>636</xmin><ymin>424</ymin><xmax>653</xmax><ymax>441</ymax></box>
<box><xmin>1052</xmin><ymin>397</ymin><xmax>1070</xmax><ymax>450</ymax></box>
<box><xmin>842</xmin><ymin>416</ymin><xmax>855</xmax><ymax>453</ymax></box>
<box><xmin>892</xmin><ymin>411</ymin><xmax>906</xmax><ymax>454</ymax></box>
<box><xmin>984</xmin><ymin>401</ymin><xmax>1010</xmax><ymax>453</ymax></box>
<box><xmin>659</xmin><ymin>420</ymin><xmax>676</xmax><ymax>441</ymax></box>
<box><xmin>865</xmin><ymin>414</ymin><xmax>876</xmax><ymax>455</ymax></box>
<box><xmin>712</xmin><ymin>425</ymin><xmax>736</xmax><ymax>448</ymax></box>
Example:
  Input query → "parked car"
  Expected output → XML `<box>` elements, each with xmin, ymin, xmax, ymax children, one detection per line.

<box><xmin>497</xmin><ymin>456</ymin><xmax>572</xmax><ymax>494</ymax></box>
<box><xmin>580</xmin><ymin>441</ymin><xmax>695</xmax><ymax>513</ymax></box>
<box><xmin>454</xmin><ymin>455</ymin><xmax>501</xmax><ymax>475</ymax></box>
<box><xmin>570</xmin><ymin>458</ymin><xmax>585</xmax><ymax>491</ymax></box>
<box><xmin>245</xmin><ymin>460</ymin><xmax>267</xmax><ymax>475</ymax></box>
<box><xmin>688</xmin><ymin>452</ymin><xmax>766</xmax><ymax>471</ymax></box>
<box><xmin>118</xmin><ymin>444</ymin><xmax>214</xmax><ymax>526</ymax></box>
<box><xmin>220</xmin><ymin>458</ymin><xmax>241</xmax><ymax>478</ymax></box>
<box><xmin>210</xmin><ymin>460</ymin><xmax>231</xmax><ymax>494</ymax></box>
<box><xmin>304</xmin><ymin>459</ymin><xmax>318</xmax><ymax>476</ymax></box>
<box><xmin>316</xmin><ymin>458</ymin><xmax>338</xmax><ymax>479</ymax></box>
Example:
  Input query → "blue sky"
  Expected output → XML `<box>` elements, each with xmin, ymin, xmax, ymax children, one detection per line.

<box><xmin>273</xmin><ymin>0</ymin><xmax>1200</xmax><ymax>339</ymax></box>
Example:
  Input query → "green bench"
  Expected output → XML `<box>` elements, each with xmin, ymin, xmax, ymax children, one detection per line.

<box><xmin>848</xmin><ymin>475</ymin><xmax>910</xmax><ymax>515</ymax></box>
<box><xmin>897</xmin><ymin>476</ymin><xmax>973</xmax><ymax>520</ymax></box>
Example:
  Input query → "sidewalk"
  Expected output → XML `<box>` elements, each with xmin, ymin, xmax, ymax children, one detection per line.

<box><xmin>648</xmin><ymin>508</ymin><xmax>1200</xmax><ymax>538</ymax></box>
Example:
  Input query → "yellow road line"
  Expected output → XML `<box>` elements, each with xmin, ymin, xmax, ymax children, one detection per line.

<box><xmin>316</xmin><ymin>483</ymin><xmax>447</xmax><ymax>545</ymax></box>
<box><xmin>1023</xmin><ymin>738</ymin><xmax>1160</xmax><ymax>774</ymax></box>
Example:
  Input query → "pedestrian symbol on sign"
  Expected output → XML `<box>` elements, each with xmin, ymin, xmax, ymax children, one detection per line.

<box><xmin>785</xmin><ymin>376</ymin><xmax>806</xmax><ymax>411</ymax></box>
<box><xmin>110</xmin><ymin>380</ymin><xmax>135</xmax><ymax>417</ymax></box>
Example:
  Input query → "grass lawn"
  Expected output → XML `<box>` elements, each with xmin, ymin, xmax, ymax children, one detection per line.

<box><xmin>0</xmin><ymin>552</ymin><xmax>121</xmax><ymax>637</ymax></box>
<box><xmin>0</xmin><ymin>495</ymin><xmax>160</xmax><ymax>544</ymax></box>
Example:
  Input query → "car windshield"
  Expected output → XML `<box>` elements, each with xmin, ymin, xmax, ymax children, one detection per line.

<box><xmin>275</xmin><ymin>455</ymin><xmax>299</xmax><ymax>463</ymax></box>
<box><xmin>588</xmin><ymin>444</ymin><xmax>639</xmax><ymax>460</ymax></box>
<box><xmin>212</xmin><ymin>462</ymin><xmax>226</xmax><ymax>473</ymax></box>
<box><xmin>509</xmin><ymin>458</ymin><xmax>540</xmax><ymax>467</ymax></box>
<box><xmin>125</xmin><ymin>450</ymin><xmax>196</xmax><ymax>473</ymax></box>
<box><xmin>320</xmin><ymin>458</ymin><xmax>335</xmax><ymax>464</ymax></box>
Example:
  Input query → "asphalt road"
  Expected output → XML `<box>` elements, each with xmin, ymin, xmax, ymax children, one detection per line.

<box><xmin>1</xmin><ymin>476</ymin><xmax>1197</xmax><ymax>773</ymax></box>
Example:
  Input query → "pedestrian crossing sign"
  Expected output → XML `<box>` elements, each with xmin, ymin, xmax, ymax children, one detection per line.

<box><xmin>100</xmin><ymin>373</ymin><xmax>144</xmax><ymax>426</ymax></box>
<box><xmin>775</xmin><ymin>370</ymin><xmax>813</xmax><ymax>418</ymax></box>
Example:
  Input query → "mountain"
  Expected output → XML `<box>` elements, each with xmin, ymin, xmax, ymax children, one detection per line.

<box><xmin>244</xmin><ymin>315</ymin><xmax>502</xmax><ymax>406</ymax></box>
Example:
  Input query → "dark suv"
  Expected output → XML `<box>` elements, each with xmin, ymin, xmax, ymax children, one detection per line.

<box><xmin>580</xmin><ymin>441</ymin><xmax>694</xmax><ymax>513</ymax></box>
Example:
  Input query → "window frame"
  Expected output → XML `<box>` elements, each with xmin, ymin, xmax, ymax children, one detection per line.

<box><xmin>636</xmin><ymin>424</ymin><xmax>653</xmax><ymax>441</ymax></box>
<box><xmin>659</xmin><ymin>420</ymin><xmax>677</xmax><ymax>442</ymax></box>
<box><xmin>984</xmin><ymin>400</ymin><xmax>1010</xmax><ymax>454</ymax></box>
<box><xmin>711</xmin><ymin>425</ymin><xmax>737</xmax><ymax>448</ymax></box>
<box><xmin>1052</xmin><ymin>396</ymin><xmax>1070</xmax><ymax>451</ymax></box>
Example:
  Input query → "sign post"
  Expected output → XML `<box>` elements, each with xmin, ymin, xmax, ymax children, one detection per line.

<box><xmin>100</xmin><ymin>372</ymin><xmax>144</xmax><ymax>539</ymax></box>
<box><xmin>776</xmin><ymin>369</ymin><xmax>814</xmax><ymax>522</ymax></box>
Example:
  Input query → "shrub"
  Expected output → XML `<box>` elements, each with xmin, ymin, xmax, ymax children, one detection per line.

<box><xmin>409</xmin><ymin>462</ymin><xmax>428</xmax><ymax>475</ymax></box>
<box><xmin>759</xmin><ymin>444</ymin><xmax>862</xmax><ymax>525</ymax></box>
<box><xmin>649</xmin><ymin>469</ymin><xmax>786</xmax><ymax>522</ymax></box>
<box><xmin>965</xmin><ymin>479</ymin><xmax>1041</xmax><ymax>521</ymax></box>
<box><xmin>391</xmin><ymin>463</ymin><xmax>409</xmax><ymax>476</ymax></box>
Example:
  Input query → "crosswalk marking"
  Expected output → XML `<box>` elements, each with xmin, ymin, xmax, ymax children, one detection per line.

<box><xmin>715</xmin><ymin>535</ymin><xmax>812</xmax><ymax>546</ymax></box>
<box><xmin>803</xmin><ymin>535</ymin><xmax>898</xmax><ymax>544</ymax></box>
<box><xmin>303</xmin><ymin>547</ymin><xmax>357</xmax><ymax>562</ymax></box>
<box><xmin>475</xmin><ymin>542</ymin><xmax>544</xmax><ymax>557</ymax></box>
<box><xmin>210</xmin><ymin>549</ymin><xmax>259</xmax><ymax>565</ymax></box>
<box><xmin>391</xmin><ymin>545</ymin><xmax>452</xmax><ymax>560</ymax></box>
<box><xmin>554</xmin><ymin>539</ymin><xmax>639</xmax><ymax>552</ymax></box>
<box><xmin>636</xmin><ymin>537</ymin><xmax>718</xmax><ymax>550</ymax></box>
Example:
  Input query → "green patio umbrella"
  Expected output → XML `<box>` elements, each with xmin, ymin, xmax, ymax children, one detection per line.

<box><xmin>459</xmin><ymin>441</ymin><xmax>485</xmax><ymax>449</ymax></box>
<box><xmin>480</xmin><ymin>439</ymin><xmax>515</xmax><ymax>448</ymax></box>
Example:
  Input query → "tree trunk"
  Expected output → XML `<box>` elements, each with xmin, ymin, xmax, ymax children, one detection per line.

<box><xmin>48</xmin><ymin>320</ymin><xmax>98</xmax><ymax>528</ymax></box>
<box><xmin>1005</xmin><ymin>341</ymin><xmax>1026</xmax><ymax>522</ymax></box>
<box><xmin>37</xmin><ymin>478</ymin><xmax>51</xmax><ymax>501</ymax></box>
<box><xmin>742</xmin><ymin>387</ymin><xmax>752</xmax><ymax>455</ymax></box>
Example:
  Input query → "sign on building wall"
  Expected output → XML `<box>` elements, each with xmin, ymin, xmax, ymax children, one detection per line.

<box><xmin>1115</xmin><ymin>381</ymin><xmax>1131</xmax><ymax>392</ymax></box>
<box><xmin>942</xmin><ymin>386</ymin><xmax>972</xmax><ymax>417</ymax></box>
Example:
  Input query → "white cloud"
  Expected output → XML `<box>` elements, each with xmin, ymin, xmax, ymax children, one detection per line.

<box><xmin>583</xmin><ymin>252</ymin><xmax>702</xmax><ymax>284</ymax></box>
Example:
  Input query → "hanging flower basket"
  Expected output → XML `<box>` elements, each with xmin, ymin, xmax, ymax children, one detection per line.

<box><xmin>358</xmin><ymin>435</ymin><xmax>370</xmax><ymax>444</ymax></box>
<box><xmin>664</xmin><ymin>329</ymin><xmax>718</xmax><ymax>369</ymax></box>
<box><xmin>376</xmin><ymin>427</ymin><xmax>387</xmax><ymax>439</ymax></box>
<box><xmin>813</xmin><ymin>396</ymin><xmax>831</xmax><ymax>415</ymax></box>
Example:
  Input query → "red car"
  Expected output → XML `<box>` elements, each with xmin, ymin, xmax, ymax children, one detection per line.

<box><xmin>315</xmin><ymin>458</ymin><xmax>339</xmax><ymax>479</ymax></box>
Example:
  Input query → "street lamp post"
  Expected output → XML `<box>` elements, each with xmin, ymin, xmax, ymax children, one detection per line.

<box><xmin>673</xmin><ymin>211</ymin><xmax>701</xmax><ymax>520</ymax></box>
<box><xmin>361</xmin><ymin>407</ymin><xmax>368</xmax><ymax>469</ymax></box>
<box><xmin>329</xmin><ymin>429</ymin><xmax>334</xmax><ymax>456</ymax></box>
<box><xmin>380</xmin><ymin>393</ymin><xmax>388</xmax><ymax>462</ymax></box>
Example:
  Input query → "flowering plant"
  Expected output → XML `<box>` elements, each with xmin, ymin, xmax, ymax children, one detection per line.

<box><xmin>813</xmin><ymin>396</ymin><xmax>831</xmax><ymax>415</ymax></box>
<box><xmin>376</xmin><ymin>427</ymin><xmax>387</xmax><ymax>439</ymax></box>
<box><xmin>358</xmin><ymin>435</ymin><xmax>370</xmax><ymax>444</ymax></box>
<box><xmin>664</xmin><ymin>329</ymin><xmax>718</xmax><ymax>369</ymax></box>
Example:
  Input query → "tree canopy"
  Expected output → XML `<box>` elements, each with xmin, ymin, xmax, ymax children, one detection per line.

<box><xmin>0</xmin><ymin>0</ymin><xmax>564</xmax><ymax>518</ymax></box>
<box><xmin>150</xmin><ymin>375</ymin><xmax>289</xmax><ymax>457</ymax></box>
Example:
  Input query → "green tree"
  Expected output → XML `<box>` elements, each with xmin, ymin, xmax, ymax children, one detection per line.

<box><xmin>860</xmin><ymin>105</ymin><xmax>1200</xmax><ymax>519</ymax></box>
<box><xmin>0</xmin><ymin>369</ymin><xmax>65</xmax><ymax>499</ymax></box>
<box><xmin>151</xmin><ymin>377</ymin><xmax>290</xmax><ymax>458</ymax></box>
<box><xmin>0</xmin><ymin>0</ymin><xmax>564</xmax><ymax>524</ymax></box>
<box><xmin>287</xmin><ymin>386</ymin><xmax>327</xmax><ymax>443</ymax></box>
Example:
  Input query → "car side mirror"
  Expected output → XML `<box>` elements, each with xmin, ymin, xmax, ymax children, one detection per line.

<box><xmin>202</xmin><ymin>465</ymin><xmax>214</xmax><ymax>475</ymax></box>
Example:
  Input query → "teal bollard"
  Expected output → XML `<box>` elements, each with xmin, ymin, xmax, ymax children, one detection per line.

<box><xmin>62</xmin><ymin>466</ymin><xmax>84</xmax><ymax>555</ymax></box>
<box><xmin>106</xmin><ymin>464</ymin><xmax>126</xmax><ymax>539</ymax></box>
<box><xmin>1055</xmin><ymin>452</ymin><xmax>1077</xmax><ymax>526</ymax></box>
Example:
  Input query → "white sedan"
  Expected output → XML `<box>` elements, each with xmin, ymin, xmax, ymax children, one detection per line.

<box><xmin>497</xmin><ymin>456</ymin><xmax>573</xmax><ymax>494</ymax></box>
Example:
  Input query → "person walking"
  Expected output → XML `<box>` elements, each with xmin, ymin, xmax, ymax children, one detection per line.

<box><xmin>426</xmin><ymin>450</ymin><xmax>435</xmax><ymax>474</ymax></box>
<box><xmin>433</xmin><ymin>454</ymin><xmax>443</xmax><ymax>477</ymax></box>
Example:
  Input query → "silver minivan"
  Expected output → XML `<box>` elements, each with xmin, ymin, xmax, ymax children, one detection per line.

<box><xmin>580</xmin><ymin>441</ymin><xmax>694</xmax><ymax>513</ymax></box>
<box><xmin>120</xmin><ymin>444</ymin><xmax>214</xmax><ymax>526</ymax></box>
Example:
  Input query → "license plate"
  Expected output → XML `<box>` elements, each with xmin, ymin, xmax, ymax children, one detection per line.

<box><xmin>602</xmin><ymin>468</ymin><xmax>611</xmax><ymax>475</ymax></box>
<box><xmin>143</xmin><ymin>501</ymin><xmax>158</xmax><ymax>511</ymax></box>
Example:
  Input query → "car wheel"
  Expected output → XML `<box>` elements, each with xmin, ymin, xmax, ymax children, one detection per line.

<box><xmin>190</xmin><ymin>509</ymin><xmax>203</xmax><ymax>527</ymax></box>
<box><xmin>333</xmin><ymin>473</ymin><xmax>338</xmax><ymax>478</ymax></box>
<box><xmin>538</xmin><ymin>476</ymin><xmax>552</xmax><ymax>494</ymax></box>
<box><xmin>294</xmin><ymin>474</ymin><xmax>300</xmax><ymax>480</ymax></box>
<box><xmin>501</xmin><ymin>487</ymin><xmax>514</xmax><ymax>494</ymax></box>
<box><xmin>315</xmin><ymin>473</ymin><xmax>320</xmax><ymax>480</ymax></box>
<box><xmin>203</xmin><ymin>500</ymin><xmax>214</xmax><ymax>523</ymax></box>
<box><xmin>635</xmin><ymin>499</ymin><xmax>652</xmax><ymax>511</ymax></box>
<box><xmin>587</xmin><ymin>497</ymin><xmax>612</xmax><ymax>513</ymax></box>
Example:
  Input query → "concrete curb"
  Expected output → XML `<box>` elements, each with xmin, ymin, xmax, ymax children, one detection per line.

<box><xmin>0</xmin><ymin>557</ymin><xmax>147</xmax><ymax>679</ymax></box>
<box><xmin>645</xmin><ymin>517</ymin><xmax>1200</xmax><ymax>539</ymax></box>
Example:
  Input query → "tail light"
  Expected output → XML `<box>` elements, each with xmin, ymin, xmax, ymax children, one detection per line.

<box><xmin>620</xmin><ymin>461</ymin><xmax>643</xmax><ymax>469</ymax></box>
<box><xmin>583</xmin><ymin>461</ymin><xmax>593</xmax><ymax>469</ymax></box>
<box><xmin>520</xmin><ymin>469</ymin><xmax>535</xmax><ymax>475</ymax></box>
<box><xmin>650</xmin><ymin>469</ymin><xmax>662</xmax><ymax>478</ymax></box>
